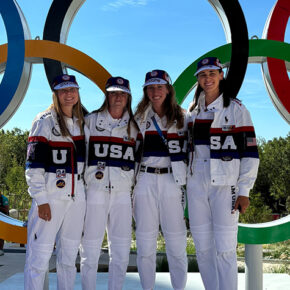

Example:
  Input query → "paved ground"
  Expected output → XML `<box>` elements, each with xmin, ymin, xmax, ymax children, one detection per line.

<box><xmin>0</xmin><ymin>243</ymin><xmax>289</xmax><ymax>289</ymax></box>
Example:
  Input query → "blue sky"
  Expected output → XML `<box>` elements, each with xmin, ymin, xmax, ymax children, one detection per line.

<box><xmin>1</xmin><ymin>0</ymin><xmax>289</xmax><ymax>140</ymax></box>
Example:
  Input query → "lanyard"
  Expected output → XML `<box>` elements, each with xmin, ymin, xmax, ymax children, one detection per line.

<box><xmin>151</xmin><ymin>116</ymin><xmax>167</xmax><ymax>147</ymax></box>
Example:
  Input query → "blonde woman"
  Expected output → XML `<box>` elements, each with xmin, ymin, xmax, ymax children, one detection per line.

<box><xmin>24</xmin><ymin>74</ymin><xmax>87</xmax><ymax>290</ymax></box>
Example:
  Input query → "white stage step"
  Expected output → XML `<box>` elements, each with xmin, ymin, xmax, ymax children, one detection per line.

<box><xmin>0</xmin><ymin>272</ymin><xmax>289</xmax><ymax>289</ymax></box>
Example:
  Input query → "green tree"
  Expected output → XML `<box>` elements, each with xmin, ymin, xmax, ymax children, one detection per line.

<box><xmin>253</xmin><ymin>134</ymin><xmax>290</xmax><ymax>214</ymax></box>
<box><xmin>5</xmin><ymin>159</ymin><xmax>28</xmax><ymax>194</ymax></box>
<box><xmin>0</xmin><ymin>128</ymin><xmax>30</xmax><ymax>220</ymax></box>
<box><xmin>4</xmin><ymin>159</ymin><xmax>31</xmax><ymax>220</ymax></box>
<box><xmin>0</xmin><ymin>128</ymin><xmax>29</xmax><ymax>190</ymax></box>
<box><xmin>239</xmin><ymin>191</ymin><xmax>272</xmax><ymax>223</ymax></box>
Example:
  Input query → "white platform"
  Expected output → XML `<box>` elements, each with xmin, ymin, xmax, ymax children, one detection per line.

<box><xmin>0</xmin><ymin>273</ymin><xmax>289</xmax><ymax>289</ymax></box>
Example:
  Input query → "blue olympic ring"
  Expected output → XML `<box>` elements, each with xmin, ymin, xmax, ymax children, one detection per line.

<box><xmin>0</xmin><ymin>1</ymin><xmax>25</xmax><ymax>116</ymax></box>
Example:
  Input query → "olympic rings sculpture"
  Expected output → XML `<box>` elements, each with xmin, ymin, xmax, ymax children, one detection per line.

<box><xmin>0</xmin><ymin>0</ymin><xmax>289</xmax><ymax>244</ymax></box>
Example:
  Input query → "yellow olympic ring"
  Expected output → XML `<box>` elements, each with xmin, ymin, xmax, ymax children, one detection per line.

<box><xmin>0</xmin><ymin>40</ymin><xmax>111</xmax><ymax>93</ymax></box>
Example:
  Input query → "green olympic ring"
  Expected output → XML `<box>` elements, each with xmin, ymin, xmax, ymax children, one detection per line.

<box><xmin>174</xmin><ymin>38</ymin><xmax>290</xmax><ymax>244</ymax></box>
<box><xmin>174</xmin><ymin>39</ymin><xmax>290</xmax><ymax>104</ymax></box>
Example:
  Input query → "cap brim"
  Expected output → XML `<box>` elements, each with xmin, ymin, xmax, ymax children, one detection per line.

<box><xmin>106</xmin><ymin>86</ymin><xmax>131</xmax><ymax>94</ymax></box>
<box><xmin>143</xmin><ymin>78</ymin><xmax>168</xmax><ymax>87</ymax></box>
<box><xmin>54</xmin><ymin>82</ymin><xmax>80</xmax><ymax>90</ymax></box>
<box><xmin>194</xmin><ymin>65</ymin><xmax>222</xmax><ymax>76</ymax></box>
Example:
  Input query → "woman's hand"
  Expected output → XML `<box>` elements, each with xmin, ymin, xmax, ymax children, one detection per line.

<box><xmin>38</xmin><ymin>203</ymin><xmax>51</xmax><ymax>221</ymax></box>
<box><xmin>234</xmin><ymin>196</ymin><xmax>250</xmax><ymax>214</ymax></box>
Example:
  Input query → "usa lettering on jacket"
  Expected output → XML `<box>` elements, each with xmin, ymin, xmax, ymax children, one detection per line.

<box><xmin>88</xmin><ymin>136</ymin><xmax>136</xmax><ymax>167</ymax></box>
<box><xmin>210</xmin><ymin>135</ymin><xmax>237</xmax><ymax>150</ymax></box>
<box><xmin>142</xmin><ymin>130</ymin><xmax>187</xmax><ymax>160</ymax></box>
<box><xmin>27</xmin><ymin>137</ymin><xmax>85</xmax><ymax>173</ymax></box>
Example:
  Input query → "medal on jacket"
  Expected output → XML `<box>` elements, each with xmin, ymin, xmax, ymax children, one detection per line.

<box><xmin>56</xmin><ymin>169</ymin><xmax>66</xmax><ymax>179</ymax></box>
<box><xmin>97</xmin><ymin>161</ymin><xmax>106</xmax><ymax>171</ymax></box>
<box><xmin>95</xmin><ymin>171</ymin><xmax>104</xmax><ymax>179</ymax></box>
<box><xmin>56</xmin><ymin>179</ymin><xmax>66</xmax><ymax>188</ymax></box>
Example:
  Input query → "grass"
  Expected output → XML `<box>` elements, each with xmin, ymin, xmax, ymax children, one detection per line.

<box><xmin>154</xmin><ymin>233</ymin><xmax>290</xmax><ymax>262</ymax></box>
<box><xmin>262</xmin><ymin>240</ymin><xmax>290</xmax><ymax>260</ymax></box>
<box><xmin>105</xmin><ymin>230</ymin><xmax>289</xmax><ymax>262</ymax></box>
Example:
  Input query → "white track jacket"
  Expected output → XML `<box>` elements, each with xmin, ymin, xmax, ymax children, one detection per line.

<box><xmin>187</xmin><ymin>94</ymin><xmax>259</xmax><ymax>197</ymax></box>
<box><xmin>25</xmin><ymin>108</ymin><xmax>86</xmax><ymax>205</ymax></box>
<box><xmin>85</xmin><ymin>110</ymin><xmax>139</xmax><ymax>194</ymax></box>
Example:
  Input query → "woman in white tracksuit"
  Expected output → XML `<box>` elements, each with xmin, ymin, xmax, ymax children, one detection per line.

<box><xmin>24</xmin><ymin>74</ymin><xmax>87</xmax><ymax>290</ymax></box>
<box><xmin>133</xmin><ymin>70</ymin><xmax>188</xmax><ymax>290</ymax></box>
<box><xmin>80</xmin><ymin>76</ymin><xmax>139</xmax><ymax>290</ymax></box>
<box><xmin>187</xmin><ymin>57</ymin><xmax>259</xmax><ymax>290</ymax></box>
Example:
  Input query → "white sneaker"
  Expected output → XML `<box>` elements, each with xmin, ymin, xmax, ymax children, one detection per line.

<box><xmin>0</xmin><ymin>250</ymin><xmax>4</xmax><ymax>256</ymax></box>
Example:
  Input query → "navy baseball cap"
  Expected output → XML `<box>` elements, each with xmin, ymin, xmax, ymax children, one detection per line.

<box><xmin>194</xmin><ymin>57</ymin><xmax>223</xmax><ymax>76</ymax></box>
<box><xmin>52</xmin><ymin>74</ymin><xmax>79</xmax><ymax>90</ymax></box>
<box><xmin>106</xmin><ymin>77</ymin><xmax>131</xmax><ymax>94</ymax></box>
<box><xmin>143</xmin><ymin>69</ymin><xmax>172</xmax><ymax>87</ymax></box>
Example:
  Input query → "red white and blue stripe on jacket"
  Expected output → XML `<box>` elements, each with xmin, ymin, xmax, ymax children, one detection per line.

<box><xmin>26</xmin><ymin>135</ymin><xmax>86</xmax><ymax>173</ymax></box>
<box><xmin>188</xmin><ymin>118</ymin><xmax>259</xmax><ymax>161</ymax></box>
<box><xmin>138</xmin><ymin>130</ymin><xmax>187</xmax><ymax>162</ymax></box>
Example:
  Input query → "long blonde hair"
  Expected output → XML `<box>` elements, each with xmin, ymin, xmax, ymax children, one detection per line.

<box><xmin>49</xmin><ymin>90</ymin><xmax>85</xmax><ymax>136</ymax></box>
<box><xmin>135</xmin><ymin>84</ymin><xmax>184</xmax><ymax>129</ymax></box>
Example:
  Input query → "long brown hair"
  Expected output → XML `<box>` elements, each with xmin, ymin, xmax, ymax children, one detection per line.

<box><xmin>189</xmin><ymin>70</ymin><xmax>229</xmax><ymax>112</ymax></box>
<box><xmin>49</xmin><ymin>90</ymin><xmax>85</xmax><ymax>136</ymax></box>
<box><xmin>135</xmin><ymin>84</ymin><xmax>184</xmax><ymax>129</ymax></box>
<box><xmin>96</xmin><ymin>92</ymin><xmax>137</xmax><ymax>138</ymax></box>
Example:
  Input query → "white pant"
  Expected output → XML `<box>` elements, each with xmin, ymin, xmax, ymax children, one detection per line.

<box><xmin>133</xmin><ymin>172</ymin><xmax>187</xmax><ymax>290</ymax></box>
<box><xmin>24</xmin><ymin>198</ymin><xmax>86</xmax><ymax>290</ymax></box>
<box><xmin>80</xmin><ymin>190</ymin><xmax>132</xmax><ymax>290</ymax></box>
<box><xmin>187</xmin><ymin>159</ymin><xmax>239</xmax><ymax>290</ymax></box>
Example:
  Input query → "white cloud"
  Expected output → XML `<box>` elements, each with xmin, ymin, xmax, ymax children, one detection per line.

<box><xmin>102</xmin><ymin>0</ymin><xmax>149</xmax><ymax>11</ymax></box>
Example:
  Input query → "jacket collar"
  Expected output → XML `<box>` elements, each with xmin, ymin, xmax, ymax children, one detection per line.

<box><xmin>135</xmin><ymin>104</ymin><xmax>179</xmax><ymax>133</ymax></box>
<box><xmin>197</xmin><ymin>92</ymin><xmax>224</xmax><ymax>113</ymax></box>
<box><xmin>135</xmin><ymin>103</ymin><xmax>152</xmax><ymax>126</ymax></box>
<box><xmin>96</xmin><ymin>109</ymin><xmax>130</xmax><ymax>130</ymax></box>
<box><xmin>49</xmin><ymin>107</ymin><xmax>82</xmax><ymax>144</ymax></box>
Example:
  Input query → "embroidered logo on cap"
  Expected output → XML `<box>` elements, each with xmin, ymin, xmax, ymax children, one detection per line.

<box><xmin>117</xmin><ymin>78</ymin><xmax>124</xmax><ymax>84</ymax></box>
<box><xmin>62</xmin><ymin>75</ymin><xmax>70</xmax><ymax>81</ymax></box>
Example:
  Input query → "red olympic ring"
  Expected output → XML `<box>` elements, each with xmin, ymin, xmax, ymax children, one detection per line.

<box><xmin>263</xmin><ymin>0</ymin><xmax>290</xmax><ymax>121</ymax></box>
